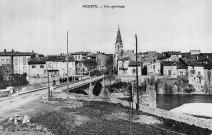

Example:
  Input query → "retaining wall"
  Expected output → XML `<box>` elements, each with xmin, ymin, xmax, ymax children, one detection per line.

<box><xmin>112</xmin><ymin>98</ymin><xmax>212</xmax><ymax>131</ymax></box>
<box><xmin>67</xmin><ymin>93</ymin><xmax>212</xmax><ymax>130</ymax></box>
<box><xmin>0</xmin><ymin>89</ymin><xmax>10</xmax><ymax>97</ymax></box>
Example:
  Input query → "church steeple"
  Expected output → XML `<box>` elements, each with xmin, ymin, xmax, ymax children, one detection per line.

<box><xmin>115</xmin><ymin>25</ymin><xmax>123</xmax><ymax>54</ymax></box>
<box><xmin>116</xmin><ymin>26</ymin><xmax>123</xmax><ymax>44</ymax></box>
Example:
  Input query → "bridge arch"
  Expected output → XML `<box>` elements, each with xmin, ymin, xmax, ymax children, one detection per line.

<box><xmin>92</xmin><ymin>82</ymin><xmax>102</xmax><ymax>96</ymax></box>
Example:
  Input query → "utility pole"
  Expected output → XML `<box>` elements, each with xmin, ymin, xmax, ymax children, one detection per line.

<box><xmin>131</xmin><ymin>81</ymin><xmax>134</xmax><ymax>116</ymax></box>
<box><xmin>135</xmin><ymin>34</ymin><xmax>139</xmax><ymax>110</ymax></box>
<box><xmin>67</xmin><ymin>31</ymin><xmax>69</xmax><ymax>91</ymax></box>
<box><xmin>48</xmin><ymin>71</ymin><xmax>50</xmax><ymax>101</ymax></box>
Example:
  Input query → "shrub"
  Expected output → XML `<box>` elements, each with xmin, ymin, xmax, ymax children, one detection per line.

<box><xmin>0</xmin><ymin>73</ymin><xmax>28</xmax><ymax>89</ymax></box>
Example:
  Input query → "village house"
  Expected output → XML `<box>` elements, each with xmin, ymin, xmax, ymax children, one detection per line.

<box><xmin>176</xmin><ymin>61</ymin><xmax>188</xmax><ymax>76</ymax></box>
<box><xmin>162</xmin><ymin>51</ymin><xmax>182</xmax><ymax>58</ymax></box>
<box><xmin>118</xmin><ymin>57</ymin><xmax>141</xmax><ymax>76</ymax></box>
<box><xmin>45</xmin><ymin>56</ymin><xmax>75</xmax><ymax>77</ymax></box>
<box><xmin>161</xmin><ymin>61</ymin><xmax>178</xmax><ymax>78</ymax></box>
<box><xmin>185</xmin><ymin>60</ymin><xmax>205</xmax><ymax>92</ymax></box>
<box><xmin>147</xmin><ymin>60</ymin><xmax>161</xmax><ymax>76</ymax></box>
<box><xmin>28</xmin><ymin>56</ymin><xmax>75</xmax><ymax>77</ymax></box>
<box><xmin>69</xmin><ymin>52</ymin><xmax>91</xmax><ymax>74</ymax></box>
<box><xmin>28</xmin><ymin>58</ymin><xmax>46</xmax><ymax>77</ymax></box>
<box><xmin>118</xmin><ymin>57</ymin><xmax>129</xmax><ymax>75</ymax></box>
<box><xmin>0</xmin><ymin>49</ymin><xmax>42</xmax><ymax>75</ymax></box>
<box><xmin>96</xmin><ymin>52</ymin><xmax>107</xmax><ymax>70</ymax></box>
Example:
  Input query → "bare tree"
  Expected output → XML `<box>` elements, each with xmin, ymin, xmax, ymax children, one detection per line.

<box><xmin>0</xmin><ymin>64</ymin><xmax>13</xmax><ymax>86</ymax></box>
<box><xmin>83</xmin><ymin>59</ymin><xmax>97</xmax><ymax>76</ymax></box>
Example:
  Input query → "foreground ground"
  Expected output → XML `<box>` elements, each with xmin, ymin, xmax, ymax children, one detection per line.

<box><xmin>0</xmin><ymin>94</ymin><xmax>212</xmax><ymax>135</ymax></box>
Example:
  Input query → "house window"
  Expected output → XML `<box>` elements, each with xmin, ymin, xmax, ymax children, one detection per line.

<box><xmin>23</xmin><ymin>66</ymin><xmax>27</xmax><ymax>73</ymax></box>
<box><xmin>78</xmin><ymin>55</ymin><xmax>80</xmax><ymax>59</ymax></box>
<box><xmin>15</xmin><ymin>58</ymin><xmax>18</xmax><ymax>65</ymax></box>
<box><xmin>190</xmin><ymin>70</ymin><xmax>195</xmax><ymax>74</ymax></box>
<box><xmin>23</xmin><ymin>56</ymin><xmax>26</xmax><ymax>65</ymax></box>
<box><xmin>14</xmin><ymin>66</ymin><xmax>18</xmax><ymax>73</ymax></box>
<box><xmin>32</xmin><ymin>65</ymin><xmax>36</xmax><ymax>68</ymax></box>
<box><xmin>40</xmin><ymin>65</ymin><xmax>44</xmax><ymax>68</ymax></box>
<box><xmin>132</xmin><ymin>69</ymin><xmax>136</xmax><ymax>73</ymax></box>
<box><xmin>1</xmin><ymin>59</ymin><xmax>4</xmax><ymax>65</ymax></box>
<box><xmin>180</xmin><ymin>71</ymin><xmax>183</xmax><ymax>75</ymax></box>
<box><xmin>153</xmin><ymin>65</ymin><xmax>155</xmax><ymax>69</ymax></box>
<box><xmin>6</xmin><ymin>59</ymin><xmax>10</xmax><ymax>64</ymax></box>
<box><xmin>168</xmin><ymin>70</ymin><xmax>171</xmax><ymax>75</ymax></box>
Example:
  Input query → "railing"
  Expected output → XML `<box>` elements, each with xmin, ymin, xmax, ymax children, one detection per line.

<box><xmin>60</xmin><ymin>75</ymin><xmax>104</xmax><ymax>91</ymax></box>
<box><xmin>119</xmin><ymin>67</ymin><xmax>128</xmax><ymax>70</ymax></box>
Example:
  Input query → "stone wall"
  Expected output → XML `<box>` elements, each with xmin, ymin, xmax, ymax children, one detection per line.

<box><xmin>67</xmin><ymin>93</ymin><xmax>212</xmax><ymax>130</ymax></box>
<box><xmin>116</xmin><ymin>75</ymin><xmax>163</xmax><ymax>84</ymax></box>
<box><xmin>133</xmin><ymin>78</ymin><xmax>156</xmax><ymax>108</ymax></box>
<box><xmin>13</xmin><ymin>83</ymin><xmax>48</xmax><ymax>93</ymax></box>
<box><xmin>204</xmin><ymin>69</ymin><xmax>212</xmax><ymax>94</ymax></box>
<box><xmin>140</xmin><ymin>79</ymin><xmax>156</xmax><ymax>108</ymax></box>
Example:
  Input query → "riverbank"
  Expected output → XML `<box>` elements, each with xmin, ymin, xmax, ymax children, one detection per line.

<box><xmin>1</xmin><ymin>96</ymin><xmax>211</xmax><ymax>135</ymax></box>
<box><xmin>0</xmin><ymin>98</ymin><xmax>181</xmax><ymax>135</ymax></box>
<box><xmin>171</xmin><ymin>103</ymin><xmax>212</xmax><ymax>118</ymax></box>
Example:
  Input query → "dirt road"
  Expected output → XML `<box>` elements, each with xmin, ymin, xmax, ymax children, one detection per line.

<box><xmin>0</xmin><ymin>89</ymin><xmax>47</xmax><ymax>120</ymax></box>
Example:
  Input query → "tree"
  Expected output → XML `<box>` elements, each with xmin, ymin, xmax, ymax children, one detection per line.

<box><xmin>0</xmin><ymin>65</ymin><xmax>13</xmax><ymax>82</ymax></box>
<box><xmin>83</xmin><ymin>59</ymin><xmax>97</xmax><ymax>76</ymax></box>
<box><xmin>105</xmin><ymin>55</ymin><xmax>115</xmax><ymax>86</ymax></box>
<box><xmin>105</xmin><ymin>55</ymin><xmax>114</xmax><ymax>74</ymax></box>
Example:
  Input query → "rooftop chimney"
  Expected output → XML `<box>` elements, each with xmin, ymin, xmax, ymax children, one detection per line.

<box><xmin>32</xmin><ymin>50</ymin><xmax>34</xmax><ymax>53</ymax></box>
<box><xmin>4</xmin><ymin>49</ymin><xmax>6</xmax><ymax>52</ymax></box>
<box><xmin>12</xmin><ymin>49</ymin><xmax>14</xmax><ymax>52</ymax></box>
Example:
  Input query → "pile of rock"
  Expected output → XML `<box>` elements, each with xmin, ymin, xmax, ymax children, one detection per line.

<box><xmin>0</xmin><ymin>114</ymin><xmax>50</xmax><ymax>134</ymax></box>
<box><xmin>8</xmin><ymin>114</ymin><xmax>30</xmax><ymax>125</ymax></box>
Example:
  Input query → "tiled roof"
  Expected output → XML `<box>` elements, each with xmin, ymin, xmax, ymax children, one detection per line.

<box><xmin>28</xmin><ymin>56</ymin><xmax>74</xmax><ymax>64</ymax></box>
<box><xmin>185</xmin><ymin>60</ymin><xmax>203</xmax><ymax>67</ymax></box>
<box><xmin>28</xmin><ymin>57</ymin><xmax>46</xmax><ymax>65</ymax></box>
<box><xmin>69</xmin><ymin>51</ymin><xmax>91</xmax><ymax>55</ymax></box>
<box><xmin>87</xmin><ymin>53</ymin><xmax>96</xmax><ymax>58</ymax></box>
<box><xmin>203</xmin><ymin>63</ymin><xmax>212</xmax><ymax>69</ymax></box>
<box><xmin>161</xmin><ymin>61</ymin><xmax>176</xmax><ymax>66</ymax></box>
<box><xmin>118</xmin><ymin>57</ymin><xmax>129</xmax><ymax>61</ymax></box>
<box><xmin>0</xmin><ymin>51</ymin><xmax>33</xmax><ymax>56</ymax></box>
<box><xmin>128</xmin><ymin>61</ymin><xmax>140</xmax><ymax>67</ymax></box>
<box><xmin>162</xmin><ymin>51</ymin><xmax>181</xmax><ymax>56</ymax></box>
<box><xmin>176</xmin><ymin>61</ymin><xmax>187</xmax><ymax>69</ymax></box>
<box><xmin>157</xmin><ymin>55</ymin><xmax>168</xmax><ymax>60</ymax></box>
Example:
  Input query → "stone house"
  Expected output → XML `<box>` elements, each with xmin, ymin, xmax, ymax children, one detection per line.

<box><xmin>0</xmin><ymin>49</ymin><xmax>41</xmax><ymax>75</ymax></box>
<box><xmin>203</xmin><ymin>66</ymin><xmax>212</xmax><ymax>94</ymax></box>
<box><xmin>176</xmin><ymin>61</ymin><xmax>188</xmax><ymax>76</ymax></box>
<box><xmin>127</xmin><ymin>61</ymin><xmax>142</xmax><ymax>76</ymax></box>
<box><xmin>161</xmin><ymin>61</ymin><xmax>178</xmax><ymax>78</ymax></box>
<box><xmin>162</xmin><ymin>51</ymin><xmax>182</xmax><ymax>58</ymax></box>
<box><xmin>186</xmin><ymin>61</ymin><xmax>205</xmax><ymax>92</ymax></box>
<box><xmin>118</xmin><ymin>57</ymin><xmax>141</xmax><ymax>76</ymax></box>
<box><xmin>147</xmin><ymin>61</ymin><xmax>161</xmax><ymax>75</ymax></box>
<box><xmin>28</xmin><ymin>59</ymin><xmax>47</xmax><ymax>77</ymax></box>
<box><xmin>96</xmin><ymin>52</ymin><xmax>107</xmax><ymax>70</ymax></box>
<box><xmin>118</xmin><ymin>57</ymin><xmax>129</xmax><ymax>75</ymax></box>
<box><xmin>28</xmin><ymin>56</ymin><xmax>75</xmax><ymax>77</ymax></box>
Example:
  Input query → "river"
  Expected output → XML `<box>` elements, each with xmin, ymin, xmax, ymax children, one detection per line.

<box><xmin>157</xmin><ymin>94</ymin><xmax>212</xmax><ymax>110</ymax></box>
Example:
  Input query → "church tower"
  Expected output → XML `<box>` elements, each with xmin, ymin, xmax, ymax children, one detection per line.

<box><xmin>115</xmin><ymin>26</ymin><xmax>123</xmax><ymax>54</ymax></box>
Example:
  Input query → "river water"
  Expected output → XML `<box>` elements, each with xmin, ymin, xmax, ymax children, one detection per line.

<box><xmin>157</xmin><ymin>95</ymin><xmax>212</xmax><ymax>110</ymax></box>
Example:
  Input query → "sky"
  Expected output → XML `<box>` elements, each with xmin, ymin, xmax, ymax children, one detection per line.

<box><xmin>0</xmin><ymin>0</ymin><xmax>212</xmax><ymax>55</ymax></box>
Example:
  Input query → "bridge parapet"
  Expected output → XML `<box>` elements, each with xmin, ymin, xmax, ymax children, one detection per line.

<box><xmin>56</xmin><ymin>75</ymin><xmax>105</xmax><ymax>96</ymax></box>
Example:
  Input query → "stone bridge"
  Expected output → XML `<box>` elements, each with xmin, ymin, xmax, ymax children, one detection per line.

<box><xmin>58</xmin><ymin>75</ymin><xmax>105</xmax><ymax>96</ymax></box>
